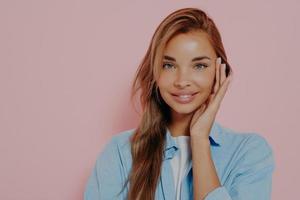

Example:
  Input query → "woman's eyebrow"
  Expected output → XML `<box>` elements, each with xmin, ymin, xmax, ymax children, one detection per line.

<box><xmin>163</xmin><ymin>55</ymin><xmax>211</xmax><ymax>61</ymax></box>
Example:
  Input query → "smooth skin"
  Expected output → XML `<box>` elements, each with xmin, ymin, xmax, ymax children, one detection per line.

<box><xmin>157</xmin><ymin>31</ymin><xmax>232</xmax><ymax>199</ymax></box>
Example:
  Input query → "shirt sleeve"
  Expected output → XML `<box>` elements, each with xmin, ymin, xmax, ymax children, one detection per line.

<box><xmin>84</xmin><ymin>136</ymin><xmax>127</xmax><ymax>200</ymax></box>
<box><xmin>205</xmin><ymin>134</ymin><xmax>275</xmax><ymax>200</ymax></box>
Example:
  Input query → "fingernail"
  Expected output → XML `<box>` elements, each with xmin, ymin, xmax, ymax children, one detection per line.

<box><xmin>217</xmin><ymin>57</ymin><xmax>221</xmax><ymax>64</ymax></box>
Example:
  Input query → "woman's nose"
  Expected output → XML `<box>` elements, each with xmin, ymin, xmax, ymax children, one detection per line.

<box><xmin>173</xmin><ymin>70</ymin><xmax>191</xmax><ymax>88</ymax></box>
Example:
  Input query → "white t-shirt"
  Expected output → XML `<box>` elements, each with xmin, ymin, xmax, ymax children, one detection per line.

<box><xmin>170</xmin><ymin>135</ymin><xmax>192</xmax><ymax>200</ymax></box>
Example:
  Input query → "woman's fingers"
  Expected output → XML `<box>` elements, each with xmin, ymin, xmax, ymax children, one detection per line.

<box><xmin>208</xmin><ymin>57</ymin><xmax>232</xmax><ymax>112</ymax></box>
<box><xmin>214</xmin><ymin>57</ymin><xmax>221</xmax><ymax>93</ymax></box>
<box><xmin>208</xmin><ymin>57</ymin><xmax>221</xmax><ymax>106</ymax></box>
<box><xmin>220</xmin><ymin>63</ymin><xmax>226</xmax><ymax>84</ymax></box>
<box><xmin>209</xmin><ymin>57</ymin><xmax>223</xmax><ymax>106</ymax></box>
<box><xmin>212</xmin><ymin>73</ymin><xmax>232</xmax><ymax>110</ymax></box>
<box><xmin>190</xmin><ymin>103</ymin><xmax>207</xmax><ymax>126</ymax></box>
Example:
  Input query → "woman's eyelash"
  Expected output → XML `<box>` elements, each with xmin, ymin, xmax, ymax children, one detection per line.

<box><xmin>162</xmin><ymin>63</ymin><xmax>208</xmax><ymax>69</ymax></box>
<box><xmin>162</xmin><ymin>63</ymin><xmax>174</xmax><ymax>69</ymax></box>
<box><xmin>195</xmin><ymin>63</ymin><xmax>208</xmax><ymax>69</ymax></box>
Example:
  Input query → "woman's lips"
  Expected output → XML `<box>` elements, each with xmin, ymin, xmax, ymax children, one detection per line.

<box><xmin>171</xmin><ymin>92</ymin><xmax>198</xmax><ymax>104</ymax></box>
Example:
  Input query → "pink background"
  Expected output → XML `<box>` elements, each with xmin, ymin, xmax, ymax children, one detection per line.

<box><xmin>1</xmin><ymin>0</ymin><xmax>299</xmax><ymax>199</ymax></box>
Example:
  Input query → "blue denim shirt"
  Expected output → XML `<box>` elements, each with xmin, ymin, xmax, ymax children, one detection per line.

<box><xmin>84</xmin><ymin>121</ymin><xmax>275</xmax><ymax>200</ymax></box>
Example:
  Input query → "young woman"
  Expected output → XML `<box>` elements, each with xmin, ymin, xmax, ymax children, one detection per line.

<box><xmin>84</xmin><ymin>7</ymin><xmax>275</xmax><ymax>200</ymax></box>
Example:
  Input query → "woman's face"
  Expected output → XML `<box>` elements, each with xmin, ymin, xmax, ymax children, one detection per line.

<box><xmin>157</xmin><ymin>31</ymin><xmax>217</xmax><ymax>119</ymax></box>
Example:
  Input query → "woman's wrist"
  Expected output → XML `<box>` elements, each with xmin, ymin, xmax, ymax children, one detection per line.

<box><xmin>190</xmin><ymin>134</ymin><xmax>211</xmax><ymax>149</ymax></box>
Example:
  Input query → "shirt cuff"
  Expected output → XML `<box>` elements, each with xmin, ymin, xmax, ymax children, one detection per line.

<box><xmin>204</xmin><ymin>186</ymin><xmax>232</xmax><ymax>200</ymax></box>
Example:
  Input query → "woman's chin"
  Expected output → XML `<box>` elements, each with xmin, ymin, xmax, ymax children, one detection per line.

<box><xmin>171</xmin><ymin>106</ymin><xmax>197</xmax><ymax>116</ymax></box>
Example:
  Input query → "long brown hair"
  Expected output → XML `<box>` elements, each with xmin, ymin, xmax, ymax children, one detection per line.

<box><xmin>118</xmin><ymin>7</ymin><xmax>233</xmax><ymax>200</ymax></box>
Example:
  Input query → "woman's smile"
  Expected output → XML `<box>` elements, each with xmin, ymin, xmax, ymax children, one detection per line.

<box><xmin>170</xmin><ymin>92</ymin><xmax>198</xmax><ymax>104</ymax></box>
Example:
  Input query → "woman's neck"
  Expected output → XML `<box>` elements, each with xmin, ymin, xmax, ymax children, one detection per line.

<box><xmin>168</xmin><ymin>112</ymin><xmax>193</xmax><ymax>137</ymax></box>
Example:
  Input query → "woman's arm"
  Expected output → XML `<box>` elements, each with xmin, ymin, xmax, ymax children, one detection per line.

<box><xmin>191</xmin><ymin>133</ymin><xmax>275</xmax><ymax>200</ymax></box>
<box><xmin>191</xmin><ymin>135</ymin><xmax>221</xmax><ymax>200</ymax></box>
<box><xmin>188</xmin><ymin>57</ymin><xmax>231</xmax><ymax>200</ymax></box>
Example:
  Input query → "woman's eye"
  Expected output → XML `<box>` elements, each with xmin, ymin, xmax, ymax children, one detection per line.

<box><xmin>162</xmin><ymin>63</ymin><xmax>174</xmax><ymax>69</ymax></box>
<box><xmin>195</xmin><ymin>63</ymin><xmax>208</xmax><ymax>69</ymax></box>
<box><xmin>162</xmin><ymin>63</ymin><xmax>207</xmax><ymax>70</ymax></box>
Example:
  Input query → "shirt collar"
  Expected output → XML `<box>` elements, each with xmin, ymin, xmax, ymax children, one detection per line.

<box><xmin>164</xmin><ymin>120</ymin><xmax>221</xmax><ymax>157</ymax></box>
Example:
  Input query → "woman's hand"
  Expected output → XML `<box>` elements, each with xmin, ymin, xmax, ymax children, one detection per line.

<box><xmin>189</xmin><ymin>57</ymin><xmax>232</xmax><ymax>138</ymax></box>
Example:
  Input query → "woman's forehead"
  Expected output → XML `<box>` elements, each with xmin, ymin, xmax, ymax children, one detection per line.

<box><xmin>163</xmin><ymin>32</ymin><xmax>216</xmax><ymax>60</ymax></box>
